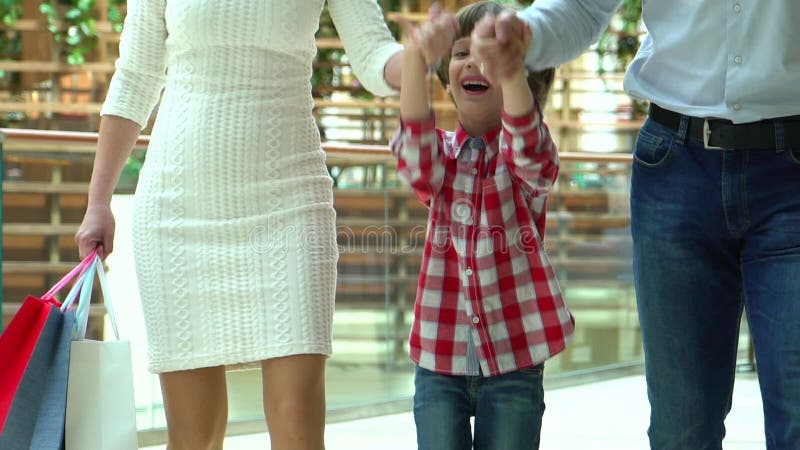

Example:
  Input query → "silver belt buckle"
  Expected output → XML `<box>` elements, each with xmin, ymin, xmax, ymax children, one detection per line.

<box><xmin>703</xmin><ymin>120</ymin><xmax>724</xmax><ymax>150</ymax></box>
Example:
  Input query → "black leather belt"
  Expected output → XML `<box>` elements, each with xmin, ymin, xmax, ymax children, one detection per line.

<box><xmin>648</xmin><ymin>104</ymin><xmax>800</xmax><ymax>150</ymax></box>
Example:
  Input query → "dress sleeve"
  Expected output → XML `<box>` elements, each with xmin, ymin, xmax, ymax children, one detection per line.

<box><xmin>327</xmin><ymin>0</ymin><xmax>403</xmax><ymax>97</ymax></box>
<box><xmin>100</xmin><ymin>0</ymin><xmax>168</xmax><ymax>128</ymax></box>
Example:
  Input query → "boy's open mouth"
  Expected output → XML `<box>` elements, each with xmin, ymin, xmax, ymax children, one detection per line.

<box><xmin>461</xmin><ymin>77</ymin><xmax>490</xmax><ymax>93</ymax></box>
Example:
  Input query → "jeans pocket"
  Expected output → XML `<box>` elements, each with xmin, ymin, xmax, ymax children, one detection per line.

<box><xmin>785</xmin><ymin>148</ymin><xmax>800</xmax><ymax>165</ymax></box>
<box><xmin>633</xmin><ymin>123</ymin><xmax>674</xmax><ymax>168</ymax></box>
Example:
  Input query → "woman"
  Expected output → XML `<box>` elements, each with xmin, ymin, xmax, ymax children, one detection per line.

<box><xmin>75</xmin><ymin>1</ymin><xmax>403</xmax><ymax>449</ymax></box>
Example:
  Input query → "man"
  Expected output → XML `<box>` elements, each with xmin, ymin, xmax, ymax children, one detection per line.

<box><xmin>471</xmin><ymin>1</ymin><xmax>800</xmax><ymax>449</ymax></box>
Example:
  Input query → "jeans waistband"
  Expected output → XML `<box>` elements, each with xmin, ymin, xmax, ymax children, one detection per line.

<box><xmin>648</xmin><ymin>104</ymin><xmax>800</xmax><ymax>150</ymax></box>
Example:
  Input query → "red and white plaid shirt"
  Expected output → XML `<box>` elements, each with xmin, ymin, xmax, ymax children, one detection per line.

<box><xmin>391</xmin><ymin>106</ymin><xmax>574</xmax><ymax>376</ymax></box>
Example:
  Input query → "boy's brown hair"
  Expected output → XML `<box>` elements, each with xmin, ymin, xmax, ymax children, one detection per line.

<box><xmin>435</xmin><ymin>1</ymin><xmax>555</xmax><ymax>106</ymax></box>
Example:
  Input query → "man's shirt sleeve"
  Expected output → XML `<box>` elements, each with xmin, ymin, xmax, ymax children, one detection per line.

<box><xmin>520</xmin><ymin>0</ymin><xmax>622</xmax><ymax>71</ymax></box>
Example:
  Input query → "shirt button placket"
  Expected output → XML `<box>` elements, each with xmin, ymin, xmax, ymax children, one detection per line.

<box><xmin>728</xmin><ymin>2</ymin><xmax>744</xmax><ymax>114</ymax></box>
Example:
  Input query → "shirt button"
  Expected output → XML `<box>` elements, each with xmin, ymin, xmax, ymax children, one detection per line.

<box><xmin>472</xmin><ymin>316</ymin><xmax>480</xmax><ymax>324</ymax></box>
<box><xmin>465</xmin><ymin>268</ymin><xmax>473</xmax><ymax>276</ymax></box>
<box><xmin>734</xmin><ymin>56</ymin><xmax>742</xmax><ymax>64</ymax></box>
<box><xmin>733</xmin><ymin>103</ymin><xmax>742</xmax><ymax>111</ymax></box>
<box><xmin>733</xmin><ymin>3</ymin><xmax>742</xmax><ymax>12</ymax></box>
<box><xmin>453</xmin><ymin>203</ymin><xmax>473</xmax><ymax>221</ymax></box>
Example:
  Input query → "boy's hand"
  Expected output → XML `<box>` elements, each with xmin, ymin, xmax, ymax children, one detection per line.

<box><xmin>471</xmin><ymin>10</ymin><xmax>532</xmax><ymax>86</ymax></box>
<box><xmin>396</xmin><ymin>3</ymin><xmax>459</xmax><ymax>67</ymax></box>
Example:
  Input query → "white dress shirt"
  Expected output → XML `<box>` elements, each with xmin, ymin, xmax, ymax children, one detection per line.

<box><xmin>520</xmin><ymin>0</ymin><xmax>800</xmax><ymax>123</ymax></box>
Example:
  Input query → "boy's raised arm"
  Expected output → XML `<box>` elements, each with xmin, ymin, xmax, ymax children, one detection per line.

<box><xmin>390</xmin><ymin>10</ymin><xmax>458</xmax><ymax>204</ymax></box>
<box><xmin>390</xmin><ymin>46</ymin><xmax>445</xmax><ymax>205</ymax></box>
<box><xmin>399</xmin><ymin>46</ymin><xmax>431</xmax><ymax>120</ymax></box>
<box><xmin>472</xmin><ymin>12</ymin><xmax>558</xmax><ymax>195</ymax></box>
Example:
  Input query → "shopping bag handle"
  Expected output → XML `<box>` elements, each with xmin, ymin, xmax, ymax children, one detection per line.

<box><xmin>94</xmin><ymin>256</ymin><xmax>120</xmax><ymax>340</ymax></box>
<box><xmin>43</xmin><ymin>249</ymin><xmax>99</xmax><ymax>302</ymax></box>
<box><xmin>61</xmin><ymin>261</ymin><xmax>96</xmax><ymax>316</ymax></box>
<box><xmin>65</xmin><ymin>255</ymin><xmax>121</xmax><ymax>341</ymax></box>
<box><xmin>74</xmin><ymin>261</ymin><xmax>97</xmax><ymax>340</ymax></box>
<box><xmin>57</xmin><ymin>261</ymin><xmax>94</xmax><ymax>315</ymax></box>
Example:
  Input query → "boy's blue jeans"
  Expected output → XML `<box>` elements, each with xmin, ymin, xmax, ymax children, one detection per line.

<box><xmin>631</xmin><ymin>117</ymin><xmax>800</xmax><ymax>450</ymax></box>
<box><xmin>413</xmin><ymin>365</ymin><xmax>545</xmax><ymax>450</ymax></box>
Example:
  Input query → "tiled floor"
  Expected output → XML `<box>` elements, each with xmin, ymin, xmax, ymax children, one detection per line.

<box><xmin>141</xmin><ymin>373</ymin><xmax>766</xmax><ymax>449</ymax></box>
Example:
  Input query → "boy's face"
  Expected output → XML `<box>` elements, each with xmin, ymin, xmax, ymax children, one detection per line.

<box><xmin>447</xmin><ymin>36</ymin><xmax>503</xmax><ymax>127</ymax></box>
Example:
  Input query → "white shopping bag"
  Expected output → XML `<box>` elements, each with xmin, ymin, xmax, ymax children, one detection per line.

<box><xmin>64</xmin><ymin>256</ymin><xmax>139</xmax><ymax>450</ymax></box>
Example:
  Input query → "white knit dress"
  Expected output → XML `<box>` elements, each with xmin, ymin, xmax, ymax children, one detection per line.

<box><xmin>101</xmin><ymin>0</ymin><xmax>402</xmax><ymax>373</ymax></box>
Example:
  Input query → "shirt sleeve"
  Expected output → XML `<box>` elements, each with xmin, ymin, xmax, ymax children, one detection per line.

<box><xmin>390</xmin><ymin>116</ymin><xmax>447</xmax><ymax>206</ymax></box>
<box><xmin>519</xmin><ymin>0</ymin><xmax>621</xmax><ymax>71</ymax></box>
<box><xmin>328</xmin><ymin>0</ymin><xmax>404</xmax><ymax>97</ymax></box>
<box><xmin>100</xmin><ymin>0</ymin><xmax>168</xmax><ymax>128</ymax></box>
<box><xmin>500</xmin><ymin>104</ymin><xmax>559</xmax><ymax>200</ymax></box>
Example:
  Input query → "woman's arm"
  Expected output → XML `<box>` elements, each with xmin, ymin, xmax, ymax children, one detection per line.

<box><xmin>76</xmin><ymin>0</ymin><xmax>167</xmax><ymax>258</ymax></box>
<box><xmin>383</xmin><ymin>51</ymin><xmax>403</xmax><ymax>91</ymax></box>
<box><xmin>102</xmin><ymin>0</ymin><xmax>168</xmax><ymax>126</ymax></box>
<box><xmin>328</xmin><ymin>0</ymin><xmax>404</xmax><ymax>97</ymax></box>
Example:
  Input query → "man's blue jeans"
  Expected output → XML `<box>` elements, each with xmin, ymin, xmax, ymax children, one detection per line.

<box><xmin>631</xmin><ymin>117</ymin><xmax>800</xmax><ymax>449</ymax></box>
<box><xmin>413</xmin><ymin>365</ymin><xmax>545</xmax><ymax>450</ymax></box>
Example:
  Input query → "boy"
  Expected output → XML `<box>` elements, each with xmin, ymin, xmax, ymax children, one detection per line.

<box><xmin>391</xmin><ymin>2</ymin><xmax>574</xmax><ymax>449</ymax></box>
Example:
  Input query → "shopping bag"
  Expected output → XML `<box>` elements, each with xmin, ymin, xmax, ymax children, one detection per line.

<box><xmin>0</xmin><ymin>250</ymin><xmax>95</xmax><ymax>428</ymax></box>
<box><xmin>0</xmin><ymin>296</ymin><xmax>57</xmax><ymax>428</ymax></box>
<box><xmin>0</xmin><ymin>251</ymin><xmax>97</xmax><ymax>449</ymax></box>
<box><xmin>65</xmin><ymin>255</ymin><xmax>139</xmax><ymax>450</ymax></box>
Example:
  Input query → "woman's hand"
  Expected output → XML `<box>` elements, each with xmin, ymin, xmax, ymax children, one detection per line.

<box><xmin>75</xmin><ymin>204</ymin><xmax>116</xmax><ymax>259</ymax></box>
<box><xmin>396</xmin><ymin>3</ymin><xmax>459</xmax><ymax>67</ymax></box>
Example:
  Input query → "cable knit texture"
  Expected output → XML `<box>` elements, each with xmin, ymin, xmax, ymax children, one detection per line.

<box><xmin>101</xmin><ymin>0</ymin><xmax>402</xmax><ymax>373</ymax></box>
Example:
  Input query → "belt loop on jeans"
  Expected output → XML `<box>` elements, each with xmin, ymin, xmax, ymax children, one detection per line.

<box><xmin>774</xmin><ymin>121</ymin><xmax>785</xmax><ymax>152</ymax></box>
<box><xmin>676</xmin><ymin>114</ymin><xmax>689</xmax><ymax>145</ymax></box>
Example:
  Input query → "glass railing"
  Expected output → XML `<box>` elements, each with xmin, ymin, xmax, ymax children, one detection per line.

<box><xmin>321</xmin><ymin>149</ymin><xmax>641</xmax><ymax>400</ymax></box>
<box><xmin>2</xmin><ymin>132</ymin><xmax>755</xmax><ymax>441</ymax></box>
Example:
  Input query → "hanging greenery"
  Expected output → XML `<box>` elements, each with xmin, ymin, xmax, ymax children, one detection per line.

<box><xmin>0</xmin><ymin>0</ymin><xmax>23</xmax><ymax>95</ymax></box>
<box><xmin>0</xmin><ymin>0</ymin><xmax>22</xmax><ymax>26</ymax></box>
<box><xmin>40</xmin><ymin>0</ymin><xmax>98</xmax><ymax>65</ymax></box>
<box><xmin>107</xmin><ymin>0</ymin><xmax>124</xmax><ymax>32</ymax></box>
<box><xmin>0</xmin><ymin>0</ymin><xmax>22</xmax><ymax>57</ymax></box>
<box><xmin>595</xmin><ymin>0</ymin><xmax>642</xmax><ymax>75</ymax></box>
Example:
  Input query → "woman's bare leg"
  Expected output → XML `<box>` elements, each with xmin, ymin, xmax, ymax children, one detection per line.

<box><xmin>261</xmin><ymin>354</ymin><xmax>327</xmax><ymax>450</ymax></box>
<box><xmin>160</xmin><ymin>366</ymin><xmax>228</xmax><ymax>450</ymax></box>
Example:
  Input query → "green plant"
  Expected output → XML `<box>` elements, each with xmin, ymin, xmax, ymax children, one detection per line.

<box><xmin>0</xmin><ymin>0</ymin><xmax>22</xmax><ymax>26</ymax></box>
<box><xmin>313</xmin><ymin>4</ymin><xmax>373</xmax><ymax>100</ymax></box>
<box><xmin>118</xmin><ymin>149</ymin><xmax>145</xmax><ymax>192</ymax></box>
<box><xmin>40</xmin><ymin>0</ymin><xmax>98</xmax><ymax>65</ymax></box>
<box><xmin>108</xmin><ymin>0</ymin><xmax>124</xmax><ymax>32</ymax></box>
<box><xmin>0</xmin><ymin>0</ymin><xmax>23</xmax><ymax>97</ymax></box>
<box><xmin>595</xmin><ymin>0</ymin><xmax>642</xmax><ymax>75</ymax></box>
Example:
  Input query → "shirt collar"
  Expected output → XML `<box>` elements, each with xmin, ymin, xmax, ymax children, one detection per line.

<box><xmin>450</xmin><ymin>122</ymin><xmax>501</xmax><ymax>159</ymax></box>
